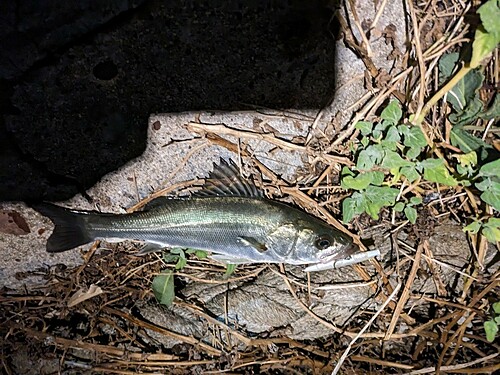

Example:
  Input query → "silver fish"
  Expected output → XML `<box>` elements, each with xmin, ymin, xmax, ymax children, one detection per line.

<box><xmin>34</xmin><ymin>160</ymin><xmax>378</xmax><ymax>271</ymax></box>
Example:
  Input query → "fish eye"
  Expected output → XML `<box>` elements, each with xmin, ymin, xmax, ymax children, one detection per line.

<box><xmin>315</xmin><ymin>235</ymin><xmax>332</xmax><ymax>250</ymax></box>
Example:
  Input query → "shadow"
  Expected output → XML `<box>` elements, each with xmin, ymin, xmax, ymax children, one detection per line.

<box><xmin>0</xmin><ymin>0</ymin><xmax>339</xmax><ymax>201</ymax></box>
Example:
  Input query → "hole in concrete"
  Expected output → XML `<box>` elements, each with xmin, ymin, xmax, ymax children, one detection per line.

<box><xmin>93</xmin><ymin>60</ymin><xmax>118</xmax><ymax>80</ymax></box>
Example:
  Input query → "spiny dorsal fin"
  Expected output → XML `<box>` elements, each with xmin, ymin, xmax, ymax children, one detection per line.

<box><xmin>143</xmin><ymin>196</ymin><xmax>172</xmax><ymax>211</ymax></box>
<box><xmin>194</xmin><ymin>159</ymin><xmax>263</xmax><ymax>198</ymax></box>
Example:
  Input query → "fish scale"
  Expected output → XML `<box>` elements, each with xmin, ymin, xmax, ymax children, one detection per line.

<box><xmin>86</xmin><ymin>197</ymin><xmax>299</xmax><ymax>262</ymax></box>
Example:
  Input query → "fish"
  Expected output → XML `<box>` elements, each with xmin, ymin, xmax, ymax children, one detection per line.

<box><xmin>33</xmin><ymin>159</ymin><xmax>379</xmax><ymax>271</ymax></box>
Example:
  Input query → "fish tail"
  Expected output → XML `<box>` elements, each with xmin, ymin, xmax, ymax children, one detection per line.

<box><xmin>32</xmin><ymin>203</ymin><xmax>93</xmax><ymax>252</ymax></box>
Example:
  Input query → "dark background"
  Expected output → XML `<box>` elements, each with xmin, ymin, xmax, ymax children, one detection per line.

<box><xmin>0</xmin><ymin>0</ymin><xmax>338</xmax><ymax>202</ymax></box>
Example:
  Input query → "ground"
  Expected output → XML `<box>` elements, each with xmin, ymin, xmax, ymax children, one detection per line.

<box><xmin>1</xmin><ymin>0</ymin><xmax>499</xmax><ymax>374</ymax></box>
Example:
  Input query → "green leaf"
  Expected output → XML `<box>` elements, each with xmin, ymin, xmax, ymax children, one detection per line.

<box><xmin>493</xmin><ymin>301</ymin><xmax>500</xmax><ymax>315</ymax></box>
<box><xmin>152</xmin><ymin>271</ymin><xmax>175</xmax><ymax>307</ymax></box>
<box><xmin>457</xmin><ymin>164</ymin><xmax>470</xmax><ymax>177</ymax></box>
<box><xmin>393</xmin><ymin>202</ymin><xmax>405</xmax><ymax>212</ymax></box>
<box><xmin>483</xmin><ymin>226</ymin><xmax>500</xmax><ymax>242</ymax></box>
<box><xmin>163</xmin><ymin>252</ymin><xmax>179</xmax><ymax>263</ymax></box>
<box><xmin>484</xmin><ymin>319</ymin><xmax>499</xmax><ymax>342</ymax></box>
<box><xmin>451</xmin><ymin>69</ymin><xmax>484</xmax><ymax>111</ymax></box>
<box><xmin>438</xmin><ymin>53</ymin><xmax>459</xmax><ymax>83</ymax></box>
<box><xmin>355</xmin><ymin>121</ymin><xmax>373</xmax><ymax>136</ymax></box>
<box><xmin>380</xmin><ymin>139</ymin><xmax>398</xmax><ymax>152</ymax></box>
<box><xmin>380</xmin><ymin>126</ymin><xmax>401</xmax><ymax>152</ymax></box>
<box><xmin>385</xmin><ymin>126</ymin><xmax>401</xmax><ymax>142</ymax></box>
<box><xmin>342</xmin><ymin>193</ymin><xmax>366</xmax><ymax>222</ymax></box>
<box><xmin>399</xmin><ymin>126</ymin><xmax>428</xmax><ymax>148</ymax></box>
<box><xmin>448</xmin><ymin>94</ymin><xmax>484</xmax><ymax>126</ymax></box>
<box><xmin>342</xmin><ymin>194</ymin><xmax>364</xmax><ymax>222</ymax></box>
<box><xmin>175</xmin><ymin>256</ymin><xmax>187</xmax><ymax>270</ymax></box>
<box><xmin>370</xmin><ymin>171</ymin><xmax>386</xmax><ymax>186</ymax></box>
<box><xmin>471</xmin><ymin>25</ymin><xmax>500</xmax><ymax>68</ymax></box>
<box><xmin>341</xmin><ymin>166</ymin><xmax>355</xmax><ymax>177</ymax></box>
<box><xmin>225</xmin><ymin>264</ymin><xmax>237</xmax><ymax>277</ymax></box>
<box><xmin>475</xmin><ymin>178</ymin><xmax>492</xmax><ymax>192</ymax></box>
<box><xmin>404</xmin><ymin>206</ymin><xmax>418</xmax><ymax>224</ymax></box>
<box><xmin>454</xmin><ymin>151</ymin><xmax>477</xmax><ymax>168</ymax></box>
<box><xmin>450</xmin><ymin>127</ymin><xmax>490</xmax><ymax>153</ymax></box>
<box><xmin>373</xmin><ymin>122</ymin><xmax>387</xmax><ymax>139</ymax></box>
<box><xmin>357</xmin><ymin>145</ymin><xmax>384</xmax><ymax>170</ymax></box>
<box><xmin>463</xmin><ymin>221</ymin><xmax>481</xmax><ymax>234</ymax></box>
<box><xmin>479</xmin><ymin>181</ymin><xmax>500</xmax><ymax>211</ymax></box>
<box><xmin>185</xmin><ymin>248</ymin><xmax>209</xmax><ymax>259</ymax></box>
<box><xmin>380</xmin><ymin>100</ymin><xmax>402</xmax><ymax>126</ymax></box>
<box><xmin>341</xmin><ymin>172</ymin><xmax>375</xmax><ymax>190</ymax></box>
<box><xmin>455</xmin><ymin>151</ymin><xmax>478</xmax><ymax>177</ymax></box>
<box><xmin>361</xmin><ymin>136</ymin><xmax>370</xmax><ymax>147</ymax></box>
<box><xmin>485</xmin><ymin>218</ymin><xmax>500</xmax><ymax>228</ymax></box>
<box><xmin>480</xmin><ymin>93</ymin><xmax>500</xmax><ymax>120</ymax></box>
<box><xmin>478</xmin><ymin>0</ymin><xmax>500</xmax><ymax>35</ymax></box>
<box><xmin>195</xmin><ymin>250</ymin><xmax>208</xmax><ymax>259</ymax></box>
<box><xmin>381</xmin><ymin>150</ymin><xmax>414</xmax><ymax>169</ymax></box>
<box><xmin>478</xmin><ymin>159</ymin><xmax>500</xmax><ymax>178</ymax></box>
<box><xmin>342</xmin><ymin>197</ymin><xmax>356</xmax><ymax>223</ymax></box>
<box><xmin>409</xmin><ymin>197</ymin><xmax>422</xmax><ymax>205</ymax></box>
<box><xmin>420</xmin><ymin>159</ymin><xmax>458</xmax><ymax>186</ymax></box>
<box><xmin>363</xmin><ymin>186</ymin><xmax>399</xmax><ymax>220</ymax></box>
<box><xmin>341</xmin><ymin>170</ymin><xmax>385</xmax><ymax>190</ymax></box>
<box><xmin>401</xmin><ymin>165</ymin><xmax>420</xmax><ymax>182</ymax></box>
<box><xmin>405</xmin><ymin>146</ymin><xmax>422</xmax><ymax>160</ymax></box>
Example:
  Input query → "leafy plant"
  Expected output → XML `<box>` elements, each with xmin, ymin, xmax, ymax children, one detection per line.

<box><xmin>163</xmin><ymin>247</ymin><xmax>208</xmax><ymax>270</ymax></box>
<box><xmin>341</xmin><ymin>1</ymin><xmax>499</xmax><ymax>234</ymax></box>
<box><xmin>464</xmin><ymin>217</ymin><xmax>500</xmax><ymax>243</ymax></box>
<box><xmin>393</xmin><ymin>197</ymin><xmax>422</xmax><ymax>225</ymax></box>
<box><xmin>150</xmin><ymin>248</ymin><xmax>239</xmax><ymax>306</ymax></box>
<box><xmin>343</xmin><ymin>97</ymin><xmax>499</xmax><ymax>231</ymax></box>
<box><xmin>224</xmin><ymin>263</ymin><xmax>237</xmax><ymax>278</ymax></box>
<box><xmin>470</xmin><ymin>0</ymin><xmax>500</xmax><ymax>69</ymax></box>
<box><xmin>152</xmin><ymin>270</ymin><xmax>175</xmax><ymax>306</ymax></box>
<box><xmin>151</xmin><ymin>248</ymin><xmax>208</xmax><ymax>306</ymax></box>
<box><xmin>483</xmin><ymin>301</ymin><xmax>500</xmax><ymax>342</ymax></box>
<box><xmin>476</xmin><ymin>160</ymin><xmax>500</xmax><ymax>212</ymax></box>
<box><xmin>341</xmin><ymin>100</ymin><xmax>453</xmax><ymax>224</ymax></box>
<box><xmin>414</xmin><ymin>0</ymin><xmax>500</xmax><ymax>125</ymax></box>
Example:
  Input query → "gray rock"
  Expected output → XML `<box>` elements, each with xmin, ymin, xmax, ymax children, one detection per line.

<box><xmin>133</xmin><ymin>223</ymin><xmax>497</xmax><ymax>346</ymax></box>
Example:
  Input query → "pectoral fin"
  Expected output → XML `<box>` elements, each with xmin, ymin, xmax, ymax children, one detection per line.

<box><xmin>238</xmin><ymin>236</ymin><xmax>267</xmax><ymax>253</ymax></box>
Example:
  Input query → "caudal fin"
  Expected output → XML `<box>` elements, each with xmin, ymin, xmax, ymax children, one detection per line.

<box><xmin>32</xmin><ymin>203</ymin><xmax>92</xmax><ymax>252</ymax></box>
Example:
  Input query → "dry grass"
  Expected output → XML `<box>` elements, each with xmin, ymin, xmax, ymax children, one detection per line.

<box><xmin>1</xmin><ymin>0</ymin><xmax>499</xmax><ymax>374</ymax></box>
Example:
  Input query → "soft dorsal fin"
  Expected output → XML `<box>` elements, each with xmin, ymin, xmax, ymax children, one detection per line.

<box><xmin>194</xmin><ymin>159</ymin><xmax>263</xmax><ymax>198</ymax></box>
